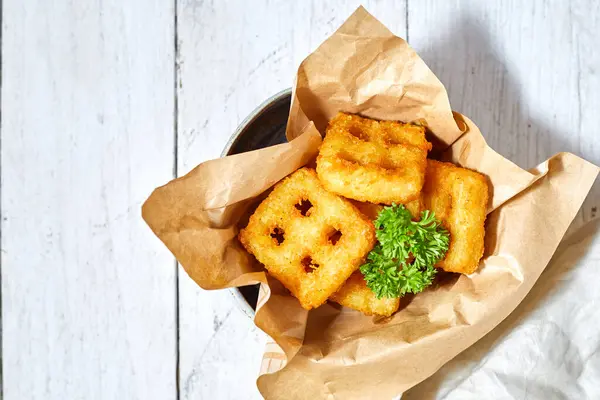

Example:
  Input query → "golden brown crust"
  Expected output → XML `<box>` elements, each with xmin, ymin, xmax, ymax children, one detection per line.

<box><xmin>421</xmin><ymin>160</ymin><xmax>489</xmax><ymax>274</ymax></box>
<box><xmin>316</xmin><ymin>112</ymin><xmax>431</xmax><ymax>204</ymax></box>
<box><xmin>238</xmin><ymin>168</ymin><xmax>376</xmax><ymax>310</ymax></box>
<box><xmin>330</xmin><ymin>271</ymin><xmax>400</xmax><ymax>316</ymax></box>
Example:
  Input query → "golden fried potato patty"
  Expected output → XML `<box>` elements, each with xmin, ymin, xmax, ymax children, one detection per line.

<box><xmin>330</xmin><ymin>271</ymin><xmax>400</xmax><ymax>316</ymax></box>
<box><xmin>317</xmin><ymin>112</ymin><xmax>431</xmax><ymax>204</ymax></box>
<box><xmin>239</xmin><ymin>168</ymin><xmax>376</xmax><ymax>310</ymax></box>
<box><xmin>421</xmin><ymin>160</ymin><xmax>489</xmax><ymax>274</ymax></box>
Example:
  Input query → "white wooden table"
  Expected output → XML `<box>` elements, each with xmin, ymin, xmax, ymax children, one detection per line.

<box><xmin>3</xmin><ymin>1</ymin><xmax>599</xmax><ymax>399</ymax></box>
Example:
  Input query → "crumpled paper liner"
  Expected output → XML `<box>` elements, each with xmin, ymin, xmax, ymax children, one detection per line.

<box><xmin>402</xmin><ymin>217</ymin><xmax>600</xmax><ymax>399</ymax></box>
<box><xmin>142</xmin><ymin>6</ymin><xmax>598</xmax><ymax>400</ymax></box>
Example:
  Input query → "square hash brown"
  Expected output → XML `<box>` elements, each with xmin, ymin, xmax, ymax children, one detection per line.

<box><xmin>330</xmin><ymin>271</ymin><xmax>400</xmax><ymax>317</ymax></box>
<box><xmin>316</xmin><ymin>112</ymin><xmax>432</xmax><ymax>204</ymax></box>
<box><xmin>239</xmin><ymin>168</ymin><xmax>376</xmax><ymax>310</ymax></box>
<box><xmin>421</xmin><ymin>160</ymin><xmax>489</xmax><ymax>274</ymax></box>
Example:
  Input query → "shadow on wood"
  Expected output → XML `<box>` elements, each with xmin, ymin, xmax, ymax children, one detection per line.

<box><xmin>403</xmin><ymin>16</ymin><xmax>600</xmax><ymax>399</ymax></box>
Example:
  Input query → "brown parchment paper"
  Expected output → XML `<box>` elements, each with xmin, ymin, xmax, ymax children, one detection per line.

<box><xmin>142</xmin><ymin>6</ymin><xmax>599</xmax><ymax>400</ymax></box>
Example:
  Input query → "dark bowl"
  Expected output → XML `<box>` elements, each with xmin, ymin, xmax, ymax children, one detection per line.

<box><xmin>221</xmin><ymin>88</ymin><xmax>292</xmax><ymax>317</ymax></box>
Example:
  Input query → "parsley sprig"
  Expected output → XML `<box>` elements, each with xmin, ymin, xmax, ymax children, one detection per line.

<box><xmin>360</xmin><ymin>204</ymin><xmax>450</xmax><ymax>299</ymax></box>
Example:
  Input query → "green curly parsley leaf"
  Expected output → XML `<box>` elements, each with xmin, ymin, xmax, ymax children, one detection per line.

<box><xmin>360</xmin><ymin>204</ymin><xmax>450</xmax><ymax>299</ymax></box>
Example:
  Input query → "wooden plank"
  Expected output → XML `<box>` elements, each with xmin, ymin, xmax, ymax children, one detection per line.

<box><xmin>1</xmin><ymin>1</ymin><xmax>177</xmax><ymax>398</ymax></box>
<box><xmin>407</xmin><ymin>0</ymin><xmax>600</xmax><ymax>227</ymax></box>
<box><xmin>175</xmin><ymin>1</ymin><xmax>406</xmax><ymax>398</ymax></box>
<box><xmin>405</xmin><ymin>0</ymin><xmax>600</xmax><ymax>397</ymax></box>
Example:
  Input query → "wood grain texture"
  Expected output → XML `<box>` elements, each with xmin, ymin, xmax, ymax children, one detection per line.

<box><xmin>175</xmin><ymin>2</ymin><xmax>406</xmax><ymax>399</ymax></box>
<box><xmin>405</xmin><ymin>0</ymin><xmax>600</xmax><ymax>397</ymax></box>
<box><xmin>1</xmin><ymin>1</ymin><xmax>177</xmax><ymax>399</ymax></box>
<box><xmin>4</xmin><ymin>0</ymin><xmax>599</xmax><ymax>398</ymax></box>
<box><xmin>407</xmin><ymin>0</ymin><xmax>600</xmax><ymax>229</ymax></box>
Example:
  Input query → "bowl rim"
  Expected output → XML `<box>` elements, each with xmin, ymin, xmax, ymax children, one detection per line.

<box><xmin>221</xmin><ymin>87</ymin><xmax>292</xmax><ymax>157</ymax></box>
<box><xmin>222</xmin><ymin>87</ymin><xmax>292</xmax><ymax>318</ymax></box>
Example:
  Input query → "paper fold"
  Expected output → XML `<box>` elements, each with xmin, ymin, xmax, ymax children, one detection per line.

<box><xmin>142</xmin><ymin>6</ymin><xmax>598</xmax><ymax>399</ymax></box>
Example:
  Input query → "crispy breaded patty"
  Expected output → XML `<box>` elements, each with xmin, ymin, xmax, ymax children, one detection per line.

<box><xmin>316</xmin><ymin>112</ymin><xmax>431</xmax><ymax>204</ymax></box>
<box><xmin>421</xmin><ymin>160</ymin><xmax>489</xmax><ymax>274</ymax></box>
<box><xmin>330</xmin><ymin>271</ymin><xmax>400</xmax><ymax>316</ymax></box>
<box><xmin>239</xmin><ymin>168</ymin><xmax>376</xmax><ymax>310</ymax></box>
